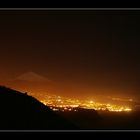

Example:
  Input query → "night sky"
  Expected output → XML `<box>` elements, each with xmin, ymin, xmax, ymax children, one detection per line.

<box><xmin>0</xmin><ymin>10</ymin><xmax>140</xmax><ymax>99</ymax></box>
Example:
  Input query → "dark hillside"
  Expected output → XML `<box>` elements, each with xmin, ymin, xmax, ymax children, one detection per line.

<box><xmin>0</xmin><ymin>86</ymin><xmax>77</xmax><ymax>130</ymax></box>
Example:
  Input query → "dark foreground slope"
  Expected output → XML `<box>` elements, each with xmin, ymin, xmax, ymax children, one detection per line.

<box><xmin>0</xmin><ymin>86</ymin><xmax>77</xmax><ymax>130</ymax></box>
<box><xmin>56</xmin><ymin>108</ymin><xmax>101</xmax><ymax>129</ymax></box>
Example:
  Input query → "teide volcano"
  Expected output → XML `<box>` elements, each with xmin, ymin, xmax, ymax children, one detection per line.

<box><xmin>15</xmin><ymin>71</ymin><xmax>50</xmax><ymax>83</ymax></box>
<box><xmin>4</xmin><ymin>72</ymin><xmax>55</xmax><ymax>96</ymax></box>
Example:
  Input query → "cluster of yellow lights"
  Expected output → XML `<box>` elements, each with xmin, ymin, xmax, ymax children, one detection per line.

<box><xmin>39</xmin><ymin>95</ymin><xmax>132</xmax><ymax>112</ymax></box>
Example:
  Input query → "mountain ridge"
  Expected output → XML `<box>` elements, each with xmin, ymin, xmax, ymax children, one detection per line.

<box><xmin>14</xmin><ymin>71</ymin><xmax>51</xmax><ymax>83</ymax></box>
<box><xmin>0</xmin><ymin>85</ymin><xmax>77</xmax><ymax>130</ymax></box>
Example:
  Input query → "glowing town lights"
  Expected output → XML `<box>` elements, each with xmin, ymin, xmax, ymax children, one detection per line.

<box><xmin>107</xmin><ymin>104</ymin><xmax>111</xmax><ymax>106</ymax></box>
<box><xmin>52</xmin><ymin>108</ymin><xmax>59</xmax><ymax>111</ymax></box>
<box><xmin>124</xmin><ymin>108</ymin><xmax>132</xmax><ymax>111</ymax></box>
<box><xmin>38</xmin><ymin>94</ymin><xmax>132</xmax><ymax>112</ymax></box>
<box><xmin>57</xmin><ymin>99</ymin><xmax>61</xmax><ymax>102</ymax></box>
<box><xmin>70</xmin><ymin>105</ymin><xmax>79</xmax><ymax>107</ymax></box>
<box><xmin>89</xmin><ymin>100</ymin><xmax>94</xmax><ymax>104</ymax></box>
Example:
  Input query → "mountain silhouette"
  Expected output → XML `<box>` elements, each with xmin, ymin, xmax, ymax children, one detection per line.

<box><xmin>3</xmin><ymin>72</ymin><xmax>54</xmax><ymax>97</ymax></box>
<box><xmin>0</xmin><ymin>86</ymin><xmax>77</xmax><ymax>130</ymax></box>
<box><xmin>15</xmin><ymin>71</ymin><xmax>50</xmax><ymax>83</ymax></box>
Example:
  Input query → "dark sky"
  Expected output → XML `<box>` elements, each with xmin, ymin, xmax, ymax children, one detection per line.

<box><xmin>0</xmin><ymin>10</ymin><xmax>140</xmax><ymax>99</ymax></box>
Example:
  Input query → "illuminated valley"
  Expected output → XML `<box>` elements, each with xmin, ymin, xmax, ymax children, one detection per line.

<box><xmin>27</xmin><ymin>92</ymin><xmax>132</xmax><ymax>112</ymax></box>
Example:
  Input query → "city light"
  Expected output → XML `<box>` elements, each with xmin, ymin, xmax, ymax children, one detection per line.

<box><xmin>38</xmin><ymin>93</ymin><xmax>132</xmax><ymax>112</ymax></box>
